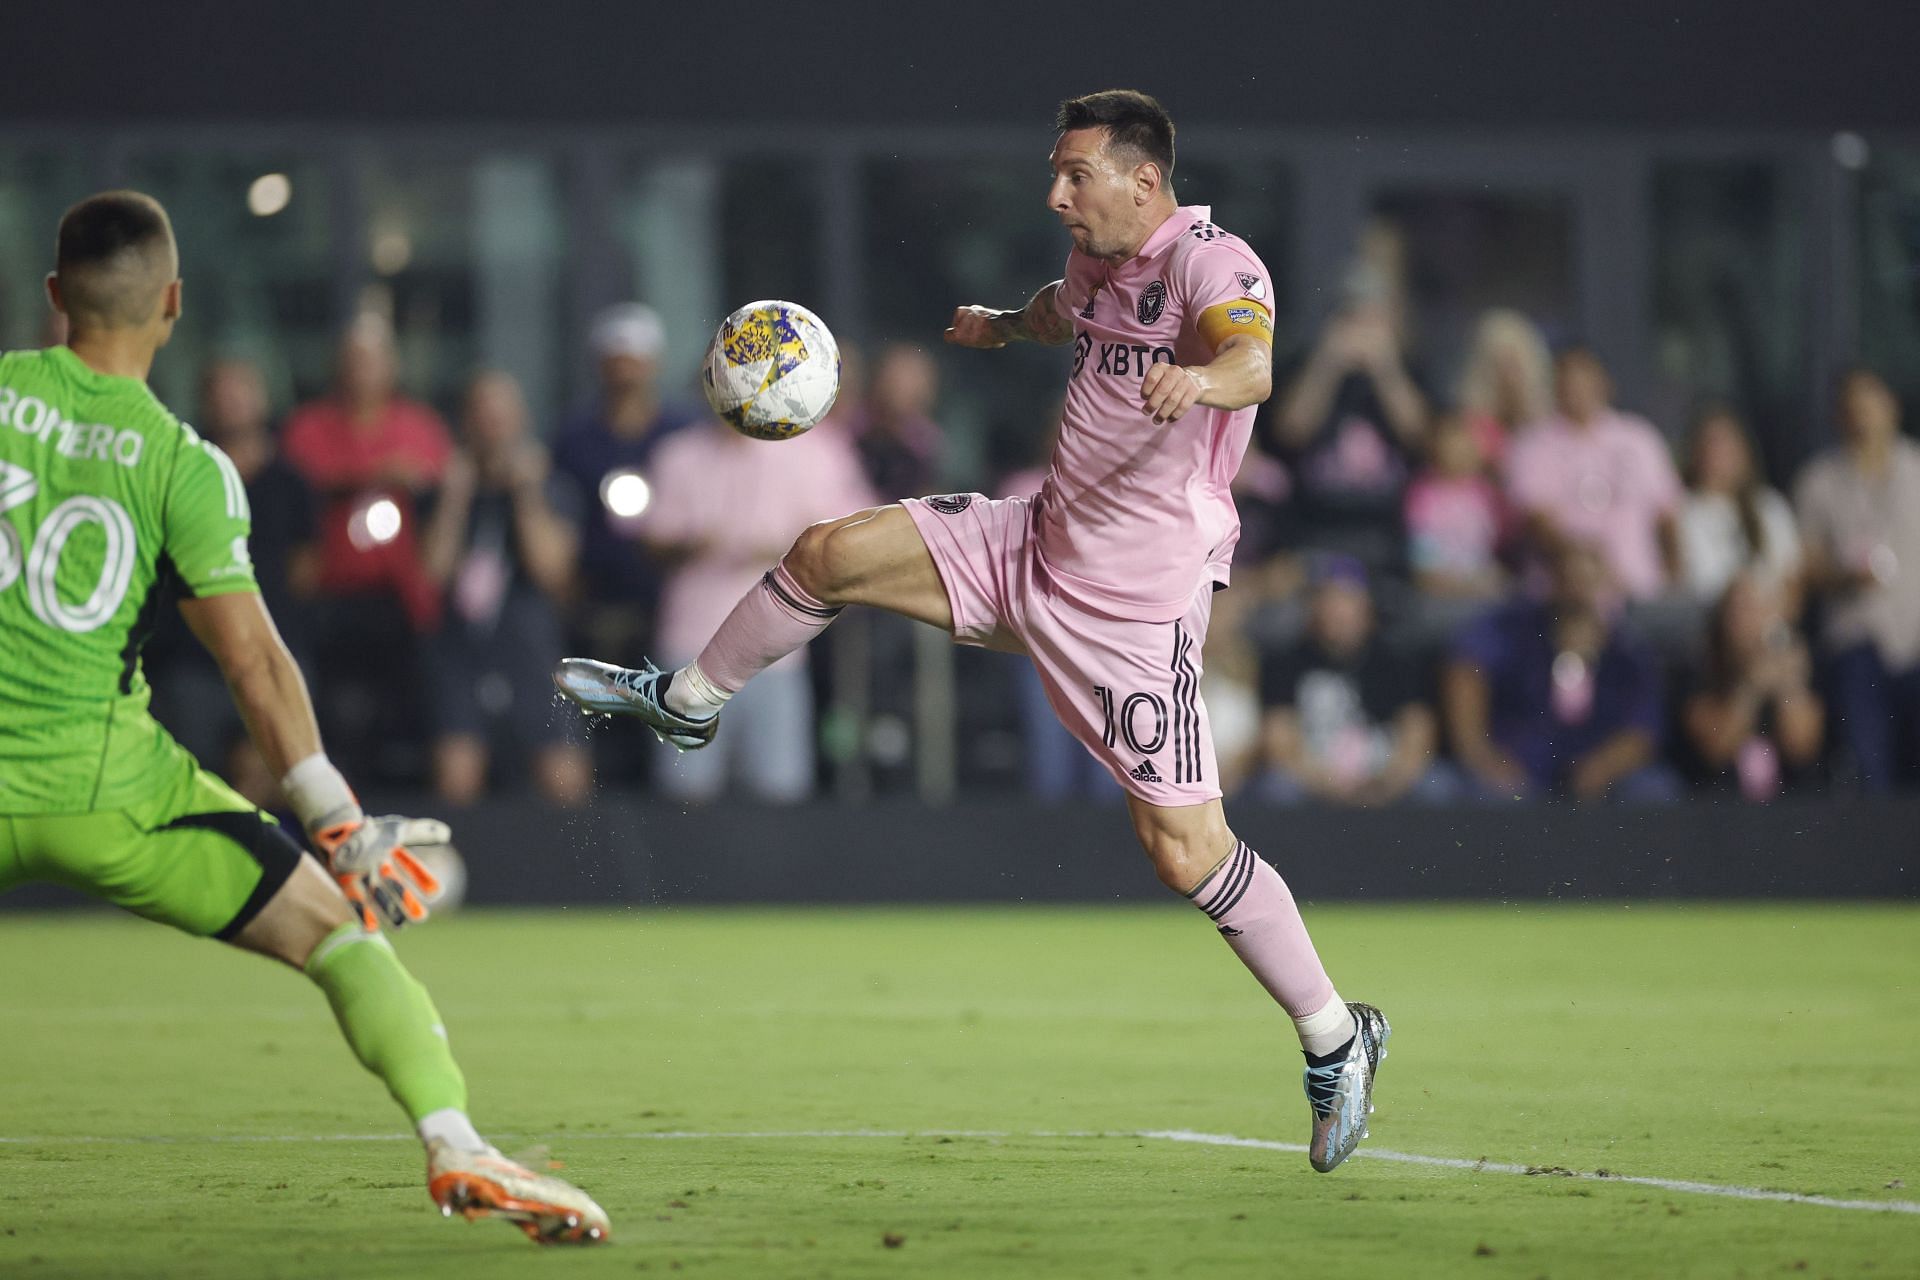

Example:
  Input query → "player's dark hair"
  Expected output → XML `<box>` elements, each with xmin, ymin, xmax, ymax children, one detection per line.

<box><xmin>55</xmin><ymin>190</ymin><xmax>176</xmax><ymax>326</ymax></box>
<box><xmin>1055</xmin><ymin>90</ymin><xmax>1176</xmax><ymax>181</ymax></box>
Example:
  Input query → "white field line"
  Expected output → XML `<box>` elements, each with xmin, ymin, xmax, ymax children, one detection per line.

<box><xmin>1</xmin><ymin>1128</ymin><xmax>1914</xmax><ymax>1216</ymax></box>
<box><xmin>1137</xmin><ymin>1130</ymin><xmax>1920</xmax><ymax>1216</ymax></box>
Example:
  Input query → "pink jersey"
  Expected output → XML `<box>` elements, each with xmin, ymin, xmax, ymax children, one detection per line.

<box><xmin>1035</xmin><ymin>204</ymin><xmax>1272</xmax><ymax>622</ymax></box>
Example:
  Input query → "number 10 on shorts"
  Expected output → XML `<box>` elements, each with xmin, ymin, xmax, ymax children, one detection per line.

<box><xmin>1094</xmin><ymin>683</ymin><xmax>1170</xmax><ymax>756</ymax></box>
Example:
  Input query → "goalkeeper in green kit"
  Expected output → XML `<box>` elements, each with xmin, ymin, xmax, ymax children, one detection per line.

<box><xmin>0</xmin><ymin>191</ymin><xmax>608</xmax><ymax>1245</ymax></box>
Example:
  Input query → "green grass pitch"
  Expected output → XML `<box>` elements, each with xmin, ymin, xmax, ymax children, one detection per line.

<box><xmin>1</xmin><ymin>902</ymin><xmax>1915</xmax><ymax>1278</ymax></box>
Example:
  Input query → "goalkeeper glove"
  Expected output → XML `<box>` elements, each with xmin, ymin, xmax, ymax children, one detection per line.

<box><xmin>283</xmin><ymin>753</ymin><xmax>450</xmax><ymax>930</ymax></box>
<box><xmin>311</xmin><ymin>814</ymin><xmax>450</xmax><ymax>930</ymax></box>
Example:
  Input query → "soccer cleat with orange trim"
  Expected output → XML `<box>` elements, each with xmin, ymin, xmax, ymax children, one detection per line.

<box><xmin>427</xmin><ymin>1140</ymin><xmax>611</xmax><ymax>1245</ymax></box>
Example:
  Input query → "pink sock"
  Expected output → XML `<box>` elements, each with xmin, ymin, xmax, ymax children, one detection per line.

<box><xmin>1190</xmin><ymin>840</ymin><xmax>1339</xmax><ymax>1023</ymax></box>
<box><xmin>690</xmin><ymin>564</ymin><xmax>840</xmax><ymax>694</ymax></box>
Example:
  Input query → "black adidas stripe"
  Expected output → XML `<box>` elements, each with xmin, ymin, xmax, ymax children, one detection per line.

<box><xmin>1201</xmin><ymin>844</ymin><xmax>1255</xmax><ymax>920</ymax></box>
<box><xmin>1169</xmin><ymin>625</ymin><xmax>1188</xmax><ymax>784</ymax></box>
<box><xmin>763</xmin><ymin>570</ymin><xmax>842</xmax><ymax>620</ymax></box>
<box><xmin>1194</xmin><ymin>841</ymin><xmax>1255</xmax><ymax>919</ymax></box>
<box><xmin>1177</xmin><ymin>624</ymin><xmax>1201</xmax><ymax>784</ymax></box>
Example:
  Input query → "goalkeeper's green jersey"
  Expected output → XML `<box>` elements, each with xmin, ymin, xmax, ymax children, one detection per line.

<box><xmin>0</xmin><ymin>346</ymin><xmax>257</xmax><ymax>814</ymax></box>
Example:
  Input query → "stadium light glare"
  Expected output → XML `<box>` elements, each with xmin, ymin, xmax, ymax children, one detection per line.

<box><xmin>371</xmin><ymin>228</ymin><xmax>413</xmax><ymax>276</ymax></box>
<box><xmin>1831</xmin><ymin>131</ymin><xmax>1871</xmax><ymax>170</ymax></box>
<box><xmin>347</xmin><ymin>497</ymin><xmax>404</xmax><ymax>549</ymax></box>
<box><xmin>600</xmin><ymin>470</ymin><xmax>652</xmax><ymax>519</ymax></box>
<box><xmin>246</xmin><ymin>173</ymin><xmax>292</xmax><ymax>217</ymax></box>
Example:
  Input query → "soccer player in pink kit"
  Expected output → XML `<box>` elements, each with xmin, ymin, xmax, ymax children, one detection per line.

<box><xmin>557</xmin><ymin>90</ymin><xmax>1389</xmax><ymax>1172</ymax></box>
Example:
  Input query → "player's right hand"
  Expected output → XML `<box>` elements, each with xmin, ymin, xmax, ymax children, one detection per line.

<box><xmin>314</xmin><ymin>815</ymin><xmax>450</xmax><ymax>930</ymax></box>
<box><xmin>944</xmin><ymin>306</ymin><xmax>1009</xmax><ymax>349</ymax></box>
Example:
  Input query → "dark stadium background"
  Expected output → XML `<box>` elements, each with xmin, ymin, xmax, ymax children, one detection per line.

<box><xmin>2</xmin><ymin>0</ymin><xmax>1916</xmax><ymax>906</ymax></box>
<box><xmin>8</xmin><ymin>2</ymin><xmax>1917</xmax><ymax>131</ymax></box>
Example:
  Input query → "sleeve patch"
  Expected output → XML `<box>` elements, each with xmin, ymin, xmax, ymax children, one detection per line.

<box><xmin>1196</xmin><ymin>299</ymin><xmax>1274</xmax><ymax>350</ymax></box>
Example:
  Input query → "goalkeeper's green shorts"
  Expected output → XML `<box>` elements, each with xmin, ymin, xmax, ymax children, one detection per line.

<box><xmin>0</xmin><ymin>762</ymin><xmax>304</xmax><ymax>940</ymax></box>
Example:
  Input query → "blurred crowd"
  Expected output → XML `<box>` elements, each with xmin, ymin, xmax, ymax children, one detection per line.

<box><xmin>1207</xmin><ymin>288</ymin><xmax>1920</xmax><ymax>809</ymax></box>
<box><xmin>132</xmin><ymin>274</ymin><xmax>1920</xmax><ymax>811</ymax></box>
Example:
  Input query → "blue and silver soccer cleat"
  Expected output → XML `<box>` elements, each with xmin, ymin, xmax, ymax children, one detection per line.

<box><xmin>552</xmin><ymin>657</ymin><xmax>718</xmax><ymax>751</ymax></box>
<box><xmin>1305</xmin><ymin>1001</ymin><xmax>1390</xmax><ymax>1173</ymax></box>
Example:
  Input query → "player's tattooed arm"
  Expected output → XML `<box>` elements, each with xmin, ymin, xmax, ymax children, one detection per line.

<box><xmin>944</xmin><ymin>281</ymin><xmax>1073</xmax><ymax>349</ymax></box>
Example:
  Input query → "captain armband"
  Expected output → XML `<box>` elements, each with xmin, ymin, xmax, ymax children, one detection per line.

<box><xmin>1195</xmin><ymin>300</ymin><xmax>1274</xmax><ymax>351</ymax></box>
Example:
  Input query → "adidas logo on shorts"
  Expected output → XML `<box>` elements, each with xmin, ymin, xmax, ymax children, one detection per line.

<box><xmin>1130</xmin><ymin>759</ymin><xmax>1164</xmax><ymax>784</ymax></box>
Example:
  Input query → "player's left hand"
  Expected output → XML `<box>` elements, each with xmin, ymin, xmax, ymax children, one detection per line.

<box><xmin>945</xmin><ymin>306</ymin><xmax>1009</xmax><ymax>349</ymax></box>
<box><xmin>315</xmin><ymin>815</ymin><xmax>451</xmax><ymax>930</ymax></box>
<box><xmin>1140</xmin><ymin>362</ymin><xmax>1205</xmax><ymax>424</ymax></box>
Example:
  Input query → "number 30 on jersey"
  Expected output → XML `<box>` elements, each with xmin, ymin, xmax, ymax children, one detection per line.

<box><xmin>0</xmin><ymin>460</ymin><xmax>138</xmax><ymax>634</ymax></box>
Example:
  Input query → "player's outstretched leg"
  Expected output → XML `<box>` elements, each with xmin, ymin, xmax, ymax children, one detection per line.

<box><xmin>1130</xmin><ymin>799</ymin><xmax>1390</xmax><ymax>1173</ymax></box>
<box><xmin>238</xmin><ymin>857</ymin><xmax>611</xmax><ymax>1243</ymax></box>
<box><xmin>554</xmin><ymin>504</ymin><xmax>951</xmax><ymax>744</ymax></box>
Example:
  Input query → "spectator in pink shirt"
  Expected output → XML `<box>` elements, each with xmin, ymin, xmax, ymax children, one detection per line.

<box><xmin>1405</xmin><ymin>410</ymin><xmax>1508</xmax><ymax>602</ymax></box>
<box><xmin>639</xmin><ymin>420</ymin><xmax>878</xmax><ymax>801</ymax></box>
<box><xmin>1505</xmin><ymin>348</ymin><xmax>1682</xmax><ymax>601</ymax></box>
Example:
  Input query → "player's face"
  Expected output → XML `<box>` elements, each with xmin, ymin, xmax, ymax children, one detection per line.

<box><xmin>1048</xmin><ymin>128</ymin><xmax>1144</xmax><ymax>260</ymax></box>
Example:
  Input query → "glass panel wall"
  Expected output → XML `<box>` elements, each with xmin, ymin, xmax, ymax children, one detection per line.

<box><xmin>0</xmin><ymin>150</ymin><xmax>102</xmax><ymax>348</ymax></box>
<box><xmin>1858</xmin><ymin>145</ymin><xmax>1920</xmax><ymax>430</ymax></box>
<box><xmin>124</xmin><ymin>152</ymin><xmax>338</xmax><ymax>418</ymax></box>
<box><xmin>358</xmin><ymin>152</ymin><xmax>568</xmax><ymax>421</ymax></box>
<box><xmin>1368</xmin><ymin>186</ymin><xmax>1577</xmax><ymax>401</ymax></box>
<box><xmin>1650</xmin><ymin>158</ymin><xmax>1807</xmax><ymax>479</ymax></box>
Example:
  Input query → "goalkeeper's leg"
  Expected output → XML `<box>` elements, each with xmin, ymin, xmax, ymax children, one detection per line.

<box><xmin>235</xmin><ymin>857</ymin><xmax>469</xmax><ymax>1130</ymax></box>
<box><xmin>234</xmin><ymin>858</ymin><xmax>609</xmax><ymax>1242</ymax></box>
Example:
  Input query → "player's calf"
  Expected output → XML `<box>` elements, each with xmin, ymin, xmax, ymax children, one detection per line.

<box><xmin>1126</xmin><ymin>796</ymin><xmax>1235</xmax><ymax>893</ymax></box>
<box><xmin>1146</xmin><ymin>805</ymin><xmax>1390</xmax><ymax>1170</ymax></box>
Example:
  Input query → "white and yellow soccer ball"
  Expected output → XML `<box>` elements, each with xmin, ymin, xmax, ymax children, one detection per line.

<box><xmin>701</xmin><ymin>300</ymin><xmax>841</xmax><ymax>440</ymax></box>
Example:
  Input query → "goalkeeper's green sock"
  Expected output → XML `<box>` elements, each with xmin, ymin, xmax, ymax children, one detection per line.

<box><xmin>305</xmin><ymin>923</ymin><xmax>480</xmax><ymax>1149</ymax></box>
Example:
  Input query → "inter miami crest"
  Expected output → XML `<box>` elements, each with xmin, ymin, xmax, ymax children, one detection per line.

<box><xmin>1235</xmin><ymin>272</ymin><xmax>1267</xmax><ymax>301</ymax></box>
<box><xmin>926</xmin><ymin>494</ymin><xmax>974</xmax><ymax>516</ymax></box>
<box><xmin>1137</xmin><ymin>280</ymin><xmax>1167</xmax><ymax>325</ymax></box>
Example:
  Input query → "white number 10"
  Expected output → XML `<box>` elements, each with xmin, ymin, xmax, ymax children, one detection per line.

<box><xmin>0</xmin><ymin>459</ymin><xmax>138</xmax><ymax>634</ymax></box>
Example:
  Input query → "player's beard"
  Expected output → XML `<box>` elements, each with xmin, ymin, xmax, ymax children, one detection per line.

<box><xmin>1074</xmin><ymin>224</ymin><xmax>1126</xmax><ymax>262</ymax></box>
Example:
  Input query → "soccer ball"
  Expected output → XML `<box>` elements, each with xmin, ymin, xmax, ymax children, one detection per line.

<box><xmin>411</xmin><ymin>842</ymin><xmax>467</xmax><ymax>915</ymax></box>
<box><xmin>701</xmin><ymin>300</ymin><xmax>841</xmax><ymax>440</ymax></box>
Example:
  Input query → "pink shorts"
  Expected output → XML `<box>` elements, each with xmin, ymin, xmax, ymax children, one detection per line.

<box><xmin>904</xmin><ymin>493</ymin><xmax>1220</xmax><ymax>806</ymax></box>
